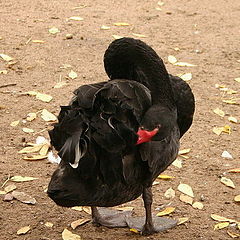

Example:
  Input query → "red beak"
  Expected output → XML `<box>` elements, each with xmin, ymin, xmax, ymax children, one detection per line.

<box><xmin>136</xmin><ymin>127</ymin><xmax>159</xmax><ymax>145</ymax></box>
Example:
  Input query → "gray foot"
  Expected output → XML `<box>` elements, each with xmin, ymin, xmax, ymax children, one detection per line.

<box><xmin>126</xmin><ymin>216</ymin><xmax>177</xmax><ymax>235</ymax></box>
<box><xmin>92</xmin><ymin>207</ymin><xmax>133</xmax><ymax>228</ymax></box>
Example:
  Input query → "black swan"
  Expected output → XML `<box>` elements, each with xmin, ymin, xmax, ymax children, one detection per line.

<box><xmin>47</xmin><ymin>38</ymin><xmax>195</xmax><ymax>235</ymax></box>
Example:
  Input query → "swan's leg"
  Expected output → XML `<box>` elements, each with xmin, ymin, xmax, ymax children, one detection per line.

<box><xmin>91</xmin><ymin>206</ymin><xmax>132</xmax><ymax>228</ymax></box>
<box><xmin>126</xmin><ymin>187</ymin><xmax>177</xmax><ymax>235</ymax></box>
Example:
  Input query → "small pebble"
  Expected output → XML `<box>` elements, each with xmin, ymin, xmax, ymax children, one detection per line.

<box><xmin>3</xmin><ymin>193</ymin><xmax>14</xmax><ymax>201</ymax></box>
<box><xmin>66</xmin><ymin>34</ymin><xmax>73</xmax><ymax>39</ymax></box>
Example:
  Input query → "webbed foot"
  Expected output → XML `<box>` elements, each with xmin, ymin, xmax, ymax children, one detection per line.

<box><xmin>91</xmin><ymin>207</ymin><xmax>133</xmax><ymax>228</ymax></box>
<box><xmin>126</xmin><ymin>215</ymin><xmax>177</xmax><ymax>235</ymax></box>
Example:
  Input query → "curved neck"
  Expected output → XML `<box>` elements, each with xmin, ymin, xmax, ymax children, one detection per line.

<box><xmin>104</xmin><ymin>38</ymin><xmax>175</xmax><ymax>107</ymax></box>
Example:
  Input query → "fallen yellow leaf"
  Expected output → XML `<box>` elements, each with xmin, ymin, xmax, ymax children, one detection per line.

<box><xmin>178</xmin><ymin>148</ymin><xmax>191</xmax><ymax>155</ymax></box>
<box><xmin>36</xmin><ymin>92</ymin><xmax>53</xmax><ymax>102</ymax></box>
<box><xmin>192</xmin><ymin>202</ymin><xmax>204</xmax><ymax>210</ymax></box>
<box><xmin>178</xmin><ymin>73</ymin><xmax>192</xmax><ymax>81</ymax></box>
<box><xmin>222</xmin><ymin>99</ymin><xmax>238</xmax><ymax>105</ymax></box>
<box><xmin>82</xmin><ymin>206</ymin><xmax>92</xmax><ymax>214</ymax></box>
<box><xmin>210</xmin><ymin>214</ymin><xmax>236</xmax><ymax>223</ymax></box>
<box><xmin>17</xmin><ymin>226</ymin><xmax>31</xmax><ymax>235</ymax></box>
<box><xmin>177</xmin><ymin>217</ymin><xmax>189</xmax><ymax>225</ymax></box>
<box><xmin>68</xmin><ymin>16</ymin><xmax>84</xmax><ymax>21</ymax></box>
<box><xmin>49</xmin><ymin>27</ymin><xmax>60</xmax><ymax>34</ymax></box>
<box><xmin>23</xmin><ymin>155</ymin><xmax>47</xmax><ymax>161</ymax></box>
<box><xmin>228</xmin><ymin>168</ymin><xmax>240</xmax><ymax>173</ymax></box>
<box><xmin>22</xmin><ymin>128</ymin><xmax>34</xmax><ymax>133</ymax></box>
<box><xmin>39</xmin><ymin>144</ymin><xmax>50</xmax><ymax>156</ymax></box>
<box><xmin>156</xmin><ymin>207</ymin><xmax>175</xmax><ymax>216</ymax></box>
<box><xmin>10</xmin><ymin>120</ymin><xmax>20</xmax><ymax>127</ymax></box>
<box><xmin>10</xmin><ymin>176</ymin><xmax>38</xmax><ymax>182</ymax></box>
<box><xmin>115</xmin><ymin>206</ymin><xmax>134</xmax><ymax>211</ymax></box>
<box><xmin>212</xmin><ymin>125</ymin><xmax>231</xmax><ymax>135</ymax></box>
<box><xmin>19</xmin><ymin>145</ymin><xmax>44</xmax><ymax>154</ymax></box>
<box><xmin>164</xmin><ymin>188</ymin><xmax>175</xmax><ymax>199</ymax></box>
<box><xmin>112</xmin><ymin>35</ymin><xmax>124</xmax><ymax>39</ymax></box>
<box><xmin>68</xmin><ymin>70</ymin><xmax>78</xmax><ymax>79</ymax></box>
<box><xmin>71</xmin><ymin>206</ymin><xmax>83</xmax><ymax>211</ymax></box>
<box><xmin>177</xmin><ymin>183</ymin><xmax>194</xmax><ymax>197</ymax></box>
<box><xmin>0</xmin><ymin>53</ymin><xmax>13</xmax><ymax>61</ymax></box>
<box><xmin>168</xmin><ymin>55</ymin><xmax>177</xmax><ymax>64</ymax></box>
<box><xmin>172</xmin><ymin>158</ymin><xmax>182</xmax><ymax>168</ymax></box>
<box><xmin>71</xmin><ymin>218</ymin><xmax>90</xmax><ymax>229</ymax></box>
<box><xmin>234</xmin><ymin>195</ymin><xmax>240</xmax><ymax>202</ymax></box>
<box><xmin>130</xmin><ymin>228</ymin><xmax>139</xmax><ymax>233</ymax></box>
<box><xmin>54</xmin><ymin>81</ymin><xmax>67</xmax><ymax>88</ymax></box>
<box><xmin>45</xmin><ymin>222</ymin><xmax>54</xmax><ymax>228</ymax></box>
<box><xmin>132</xmin><ymin>33</ymin><xmax>147</xmax><ymax>38</ymax></box>
<box><xmin>41</xmin><ymin>109</ymin><xmax>57</xmax><ymax>121</ymax></box>
<box><xmin>100</xmin><ymin>25</ymin><xmax>110</xmax><ymax>30</ymax></box>
<box><xmin>4</xmin><ymin>184</ymin><xmax>17</xmax><ymax>193</ymax></box>
<box><xmin>0</xmin><ymin>190</ymin><xmax>6</xmax><ymax>195</ymax></box>
<box><xmin>26</xmin><ymin>112</ymin><xmax>37</xmax><ymax>121</ymax></box>
<box><xmin>220</xmin><ymin>177</ymin><xmax>235</xmax><ymax>189</ymax></box>
<box><xmin>228</xmin><ymin>116</ymin><xmax>238</xmax><ymax>123</ymax></box>
<box><xmin>214</xmin><ymin>222</ymin><xmax>229</xmax><ymax>230</ymax></box>
<box><xmin>179</xmin><ymin>194</ymin><xmax>193</xmax><ymax>205</ymax></box>
<box><xmin>227</xmin><ymin>231</ymin><xmax>240</xmax><ymax>238</ymax></box>
<box><xmin>62</xmin><ymin>228</ymin><xmax>81</xmax><ymax>240</ymax></box>
<box><xmin>113</xmin><ymin>22</ymin><xmax>130</xmax><ymax>26</ymax></box>
<box><xmin>32</xmin><ymin>40</ymin><xmax>45</xmax><ymax>43</ymax></box>
<box><xmin>0</xmin><ymin>70</ymin><xmax>8</xmax><ymax>74</ymax></box>
<box><xmin>213</xmin><ymin>108</ymin><xmax>225</xmax><ymax>117</ymax></box>
<box><xmin>174</xmin><ymin>62</ymin><xmax>196</xmax><ymax>67</ymax></box>
<box><xmin>157</xmin><ymin>174</ymin><xmax>175</xmax><ymax>180</ymax></box>
<box><xmin>234</xmin><ymin>77</ymin><xmax>240</xmax><ymax>83</ymax></box>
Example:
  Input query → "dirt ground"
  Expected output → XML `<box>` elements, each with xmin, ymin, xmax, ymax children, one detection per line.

<box><xmin>0</xmin><ymin>0</ymin><xmax>240</xmax><ymax>239</ymax></box>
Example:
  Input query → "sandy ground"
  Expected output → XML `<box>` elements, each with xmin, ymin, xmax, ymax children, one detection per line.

<box><xmin>0</xmin><ymin>0</ymin><xmax>240</xmax><ymax>239</ymax></box>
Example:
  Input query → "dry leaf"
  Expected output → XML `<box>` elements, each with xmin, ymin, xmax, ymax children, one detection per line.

<box><xmin>155</xmin><ymin>7</ymin><xmax>162</xmax><ymax>11</ymax></box>
<box><xmin>26</xmin><ymin>112</ymin><xmax>37</xmax><ymax>121</ymax></box>
<box><xmin>10</xmin><ymin>120</ymin><xmax>20</xmax><ymax>127</ymax></box>
<box><xmin>100</xmin><ymin>25</ymin><xmax>110</xmax><ymax>30</ymax></box>
<box><xmin>12</xmin><ymin>191</ymin><xmax>36</xmax><ymax>204</ymax></box>
<box><xmin>39</xmin><ymin>144</ymin><xmax>50</xmax><ymax>156</ymax></box>
<box><xmin>178</xmin><ymin>183</ymin><xmax>194</xmax><ymax>197</ymax></box>
<box><xmin>68</xmin><ymin>16</ymin><xmax>84</xmax><ymax>21</ymax></box>
<box><xmin>213</xmin><ymin>125</ymin><xmax>231</xmax><ymax>135</ymax></box>
<box><xmin>164</xmin><ymin>188</ymin><xmax>175</xmax><ymax>199</ymax></box>
<box><xmin>0</xmin><ymin>53</ymin><xmax>13</xmax><ymax>61</ymax></box>
<box><xmin>82</xmin><ymin>206</ymin><xmax>92</xmax><ymax>214</ymax></box>
<box><xmin>158</xmin><ymin>1</ymin><xmax>165</xmax><ymax>6</ymax></box>
<box><xmin>132</xmin><ymin>33</ymin><xmax>147</xmax><ymax>38</ymax></box>
<box><xmin>71</xmin><ymin>218</ymin><xmax>90</xmax><ymax>229</ymax></box>
<box><xmin>213</xmin><ymin>108</ymin><xmax>225</xmax><ymax>117</ymax></box>
<box><xmin>54</xmin><ymin>81</ymin><xmax>67</xmax><ymax>88</ymax></box>
<box><xmin>228</xmin><ymin>116</ymin><xmax>238</xmax><ymax>123</ymax></box>
<box><xmin>211</xmin><ymin>214</ymin><xmax>236</xmax><ymax>223</ymax></box>
<box><xmin>228</xmin><ymin>168</ymin><xmax>240</xmax><ymax>173</ymax></box>
<box><xmin>220</xmin><ymin>177</ymin><xmax>235</xmax><ymax>189</ymax></box>
<box><xmin>113</xmin><ymin>22</ymin><xmax>130</xmax><ymax>26</ymax></box>
<box><xmin>221</xmin><ymin>151</ymin><xmax>233</xmax><ymax>159</ymax></box>
<box><xmin>62</xmin><ymin>228</ymin><xmax>81</xmax><ymax>240</ymax></box>
<box><xmin>130</xmin><ymin>228</ymin><xmax>139</xmax><ymax>233</ymax></box>
<box><xmin>71</xmin><ymin>206</ymin><xmax>83</xmax><ymax>211</ymax></box>
<box><xmin>178</xmin><ymin>148</ymin><xmax>191</xmax><ymax>155</ymax></box>
<box><xmin>17</xmin><ymin>226</ymin><xmax>31</xmax><ymax>235</ymax></box>
<box><xmin>179</xmin><ymin>194</ymin><xmax>193</xmax><ymax>205</ymax></box>
<box><xmin>152</xmin><ymin>180</ymin><xmax>159</xmax><ymax>185</ymax></box>
<box><xmin>168</xmin><ymin>55</ymin><xmax>177</xmax><ymax>64</ymax></box>
<box><xmin>227</xmin><ymin>231</ymin><xmax>240</xmax><ymax>238</ymax></box>
<box><xmin>174</xmin><ymin>62</ymin><xmax>196</xmax><ymax>67</ymax></box>
<box><xmin>4</xmin><ymin>184</ymin><xmax>17</xmax><ymax>193</ymax></box>
<box><xmin>234</xmin><ymin>77</ymin><xmax>240</xmax><ymax>83</ymax></box>
<box><xmin>10</xmin><ymin>176</ymin><xmax>38</xmax><ymax>182</ymax></box>
<box><xmin>41</xmin><ymin>109</ymin><xmax>57</xmax><ymax>121</ymax></box>
<box><xmin>32</xmin><ymin>40</ymin><xmax>45</xmax><ymax>43</ymax></box>
<box><xmin>177</xmin><ymin>217</ymin><xmax>189</xmax><ymax>225</ymax></box>
<box><xmin>222</xmin><ymin>99</ymin><xmax>238</xmax><ymax>105</ymax></box>
<box><xmin>172</xmin><ymin>158</ymin><xmax>182</xmax><ymax>168</ymax></box>
<box><xmin>234</xmin><ymin>195</ymin><xmax>240</xmax><ymax>202</ymax></box>
<box><xmin>19</xmin><ymin>144</ymin><xmax>44</xmax><ymax>154</ymax></box>
<box><xmin>23</xmin><ymin>155</ymin><xmax>47</xmax><ymax>161</ymax></box>
<box><xmin>214</xmin><ymin>222</ymin><xmax>229</xmax><ymax>230</ymax></box>
<box><xmin>192</xmin><ymin>202</ymin><xmax>204</xmax><ymax>210</ymax></box>
<box><xmin>68</xmin><ymin>70</ymin><xmax>78</xmax><ymax>79</ymax></box>
<box><xmin>158</xmin><ymin>174</ymin><xmax>175</xmax><ymax>180</ymax></box>
<box><xmin>115</xmin><ymin>206</ymin><xmax>134</xmax><ymax>211</ymax></box>
<box><xmin>156</xmin><ymin>207</ymin><xmax>175</xmax><ymax>216</ymax></box>
<box><xmin>112</xmin><ymin>35</ymin><xmax>123</xmax><ymax>39</ymax></box>
<box><xmin>22</xmin><ymin>128</ymin><xmax>34</xmax><ymax>133</ymax></box>
<box><xmin>179</xmin><ymin>73</ymin><xmax>192</xmax><ymax>81</ymax></box>
<box><xmin>45</xmin><ymin>222</ymin><xmax>54</xmax><ymax>228</ymax></box>
<box><xmin>0</xmin><ymin>190</ymin><xmax>6</xmax><ymax>195</ymax></box>
<box><xmin>49</xmin><ymin>27</ymin><xmax>60</xmax><ymax>34</ymax></box>
<box><xmin>36</xmin><ymin>92</ymin><xmax>53</xmax><ymax>102</ymax></box>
